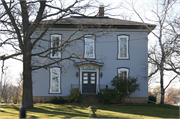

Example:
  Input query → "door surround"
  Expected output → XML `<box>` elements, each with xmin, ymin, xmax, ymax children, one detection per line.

<box><xmin>79</xmin><ymin>64</ymin><xmax>99</xmax><ymax>94</ymax></box>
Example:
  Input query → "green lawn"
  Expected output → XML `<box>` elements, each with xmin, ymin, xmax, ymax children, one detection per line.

<box><xmin>0</xmin><ymin>103</ymin><xmax>179</xmax><ymax>118</ymax></box>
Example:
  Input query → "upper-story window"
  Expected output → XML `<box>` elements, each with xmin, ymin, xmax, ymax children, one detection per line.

<box><xmin>118</xmin><ymin>35</ymin><xmax>129</xmax><ymax>59</ymax></box>
<box><xmin>50</xmin><ymin>34</ymin><xmax>61</xmax><ymax>58</ymax></box>
<box><xmin>118</xmin><ymin>68</ymin><xmax>129</xmax><ymax>80</ymax></box>
<box><xmin>84</xmin><ymin>35</ymin><xmax>95</xmax><ymax>58</ymax></box>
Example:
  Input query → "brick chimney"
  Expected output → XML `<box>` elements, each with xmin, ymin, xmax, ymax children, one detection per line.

<box><xmin>99</xmin><ymin>5</ymin><xmax>104</xmax><ymax>17</ymax></box>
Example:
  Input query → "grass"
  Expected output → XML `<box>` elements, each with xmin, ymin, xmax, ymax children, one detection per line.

<box><xmin>0</xmin><ymin>103</ymin><xmax>179</xmax><ymax>118</ymax></box>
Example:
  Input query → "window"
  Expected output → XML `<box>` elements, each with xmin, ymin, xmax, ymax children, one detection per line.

<box><xmin>82</xmin><ymin>66</ymin><xmax>96</xmax><ymax>70</ymax></box>
<box><xmin>118</xmin><ymin>68</ymin><xmax>129</xmax><ymax>80</ymax></box>
<box><xmin>118</xmin><ymin>35</ymin><xmax>129</xmax><ymax>59</ymax></box>
<box><xmin>50</xmin><ymin>67</ymin><xmax>61</xmax><ymax>93</ymax></box>
<box><xmin>50</xmin><ymin>34</ymin><xmax>61</xmax><ymax>58</ymax></box>
<box><xmin>84</xmin><ymin>35</ymin><xmax>95</xmax><ymax>58</ymax></box>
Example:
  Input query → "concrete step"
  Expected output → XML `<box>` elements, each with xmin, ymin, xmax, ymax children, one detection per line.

<box><xmin>80</xmin><ymin>94</ymin><xmax>99</xmax><ymax>104</ymax></box>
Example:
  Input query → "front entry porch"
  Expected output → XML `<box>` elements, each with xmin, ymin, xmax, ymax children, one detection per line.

<box><xmin>74</xmin><ymin>59</ymin><xmax>104</xmax><ymax>94</ymax></box>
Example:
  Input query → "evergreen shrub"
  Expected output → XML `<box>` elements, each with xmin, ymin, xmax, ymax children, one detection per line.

<box><xmin>149</xmin><ymin>96</ymin><xmax>156</xmax><ymax>103</ymax></box>
<box><xmin>111</xmin><ymin>76</ymin><xmax>140</xmax><ymax>103</ymax></box>
<box><xmin>69</xmin><ymin>88</ymin><xmax>80</xmax><ymax>103</ymax></box>
<box><xmin>99</xmin><ymin>88</ymin><xmax>118</xmax><ymax>104</ymax></box>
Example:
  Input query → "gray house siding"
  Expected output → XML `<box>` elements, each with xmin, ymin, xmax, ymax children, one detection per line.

<box><xmin>32</xmin><ymin>28</ymin><xmax>149</xmax><ymax>99</ymax></box>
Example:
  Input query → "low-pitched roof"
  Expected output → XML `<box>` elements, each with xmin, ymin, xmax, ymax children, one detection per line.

<box><xmin>41</xmin><ymin>16</ymin><xmax>156</xmax><ymax>33</ymax></box>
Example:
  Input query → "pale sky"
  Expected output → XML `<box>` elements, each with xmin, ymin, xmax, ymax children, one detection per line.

<box><xmin>0</xmin><ymin>0</ymin><xmax>180</xmax><ymax>89</ymax></box>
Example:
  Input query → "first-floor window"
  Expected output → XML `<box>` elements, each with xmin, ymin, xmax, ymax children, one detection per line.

<box><xmin>118</xmin><ymin>68</ymin><xmax>129</xmax><ymax>80</ymax></box>
<box><xmin>50</xmin><ymin>67</ymin><xmax>61</xmax><ymax>93</ymax></box>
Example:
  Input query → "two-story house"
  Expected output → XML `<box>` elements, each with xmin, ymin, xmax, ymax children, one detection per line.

<box><xmin>32</xmin><ymin>6</ymin><xmax>155</xmax><ymax>103</ymax></box>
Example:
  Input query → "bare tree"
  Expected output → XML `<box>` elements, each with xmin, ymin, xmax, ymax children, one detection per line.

<box><xmin>127</xmin><ymin>0</ymin><xmax>180</xmax><ymax>104</ymax></box>
<box><xmin>1</xmin><ymin>73</ymin><xmax>23</xmax><ymax>104</ymax></box>
<box><xmin>1</xmin><ymin>79</ymin><xmax>10</xmax><ymax>103</ymax></box>
<box><xmin>165</xmin><ymin>87</ymin><xmax>180</xmax><ymax>104</ymax></box>
<box><xmin>152</xmin><ymin>85</ymin><xmax>161</xmax><ymax>98</ymax></box>
<box><xmin>0</xmin><ymin>66</ymin><xmax>11</xmax><ymax>103</ymax></box>
<box><xmin>0</xmin><ymin>0</ymin><xmax>115</xmax><ymax>108</ymax></box>
<box><xmin>148</xmin><ymin>62</ymin><xmax>159</xmax><ymax>86</ymax></box>
<box><xmin>11</xmin><ymin>74</ymin><xmax>23</xmax><ymax>104</ymax></box>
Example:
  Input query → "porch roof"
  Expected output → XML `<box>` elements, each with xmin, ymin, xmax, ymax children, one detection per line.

<box><xmin>74</xmin><ymin>59</ymin><xmax>104</xmax><ymax>66</ymax></box>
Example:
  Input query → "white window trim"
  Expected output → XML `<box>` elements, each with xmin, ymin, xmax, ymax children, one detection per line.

<box><xmin>118</xmin><ymin>35</ymin><xmax>129</xmax><ymax>59</ymax></box>
<box><xmin>50</xmin><ymin>34</ymin><xmax>61</xmax><ymax>58</ymax></box>
<box><xmin>118</xmin><ymin>68</ymin><xmax>129</xmax><ymax>79</ymax></box>
<box><xmin>50</xmin><ymin>67</ymin><xmax>61</xmax><ymax>93</ymax></box>
<box><xmin>84</xmin><ymin>35</ymin><xmax>95</xmax><ymax>58</ymax></box>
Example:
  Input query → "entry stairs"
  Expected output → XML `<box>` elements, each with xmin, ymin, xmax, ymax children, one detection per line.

<box><xmin>80</xmin><ymin>94</ymin><xmax>99</xmax><ymax>104</ymax></box>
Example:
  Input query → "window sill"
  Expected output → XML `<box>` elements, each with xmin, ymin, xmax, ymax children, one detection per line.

<box><xmin>117</xmin><ymin>57</ymin><xmax>130</xmax><ymax>60</ymax></box>
<box><xmin>84</xmin><ymin>54</ymin><xmax>95</xmax><ymax>59</ymax></box>
<box><xmin>50</xmin><ymin>56</ymin><xmax>61</xmax><ymax>59</ymax></box>
<box><xmin>49</xmin><ymin>92</ymin><xmax>61</xmax><ymax>94</ymax></box>
<box><xmin>49</xmin><ymin>89</ymin><xmax>61</xmax><ymax>94</ymax></box>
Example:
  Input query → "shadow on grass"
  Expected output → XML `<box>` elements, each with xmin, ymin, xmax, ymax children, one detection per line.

<box><xmin>28</xmin><ymin>115</ymin><xmax>38</xmax><ymax>118</ymax></box>
<box><xmin>1</xmin><ymin>104</ymin><xmax>20</xmax><ymax>113</ymax></box>
<box><xmin>0</xmin><ymin>105</ymin><xmax>20</xmax><ymax>118</ymax></box>
<box><xmin>1</xmin><ymin>103</ymin><xmax>179</xmax><ymax>118</ymax></box>
<box><xmin>1</xmin><ymin>104</ymin><xmax>19</xmax><ymax>110</ymax></box>
<box><xmin>28</xmin><ymin>104</ymin><xmax>179</xmax><ymax>118</ymax></box>
<box><xmin>98</xmin><ymin>104</ymin><xmax>179</xmax><ymax>118</ymax></box>
<box><xmin>27</xmin><ymin>104</ymin><xmax>90</xmax><ymax>118</ymax></box>
<box><xmin>0</xmin><ymin>110</ymin><xmax>5</xmax><ymax>112</ymax></box>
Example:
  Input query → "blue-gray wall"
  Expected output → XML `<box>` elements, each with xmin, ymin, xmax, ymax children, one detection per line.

<box><xmin>32</xmin><ymin>28</ymin><xmax>148</xmax><ymax>97</ymax></box>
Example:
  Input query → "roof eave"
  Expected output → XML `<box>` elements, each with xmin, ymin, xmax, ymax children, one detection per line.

<box><xmin>51</xmin><ymin>24</ymin><xmax>156</xmax><ymax>31</ymax></box>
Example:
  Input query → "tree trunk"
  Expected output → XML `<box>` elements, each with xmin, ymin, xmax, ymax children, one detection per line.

<box><xmin>160</xmin><ymin>58</ymin><xmax>165</xmax><ymax>104</ymax></box>
<box><xmin>159</xmin><ymin>24</ymin><xmax>165</xmax><ymax>104</ymax></box>
<box><xmin>160</xmin><ymin>80</ymin><xmax>164</xmax><ymax>104</ymax></box>
<box><xmin>22</xmin><ymin>37</ymin><xmax>33</xmax><ymax>108</ymax></box>
<box><xmin>160</xmin><ymin>88</ymin><xmax>165</xmax><ymax>104</ymax></box>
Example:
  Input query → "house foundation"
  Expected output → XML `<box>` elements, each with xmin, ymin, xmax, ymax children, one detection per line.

<box><xmin>33</xmin><ymin>96</ymin><xmax>54</xmax><ymax>103</ymax></box>
<box><xmin>33</xmin><ymin>96</ymin><xmax>148</xmax><ymax>104</ymax></box>
<box><xmin>124</xmin><ymin>97</ymin><xmax>148</xmax><ymax>103</ymax></box>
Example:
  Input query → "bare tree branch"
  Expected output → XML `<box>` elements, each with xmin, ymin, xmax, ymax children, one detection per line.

<box><xmin>164</xmin><ymin>74</ymin><xmax>178</xmax><ymax>90</ymax></box>
<box><xmin>1</xmin><ymin>0</ymin><xmax>23</xmax><ymax>51</ymax></box>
